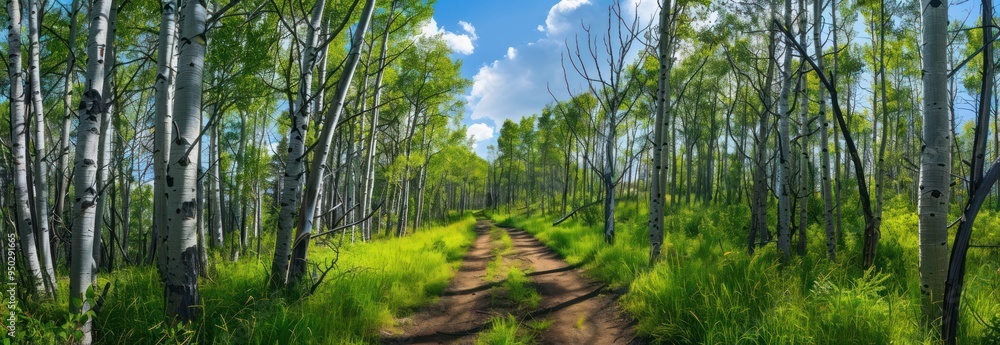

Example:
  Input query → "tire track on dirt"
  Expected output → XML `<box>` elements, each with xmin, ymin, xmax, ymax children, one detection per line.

<box><xmin>383</xmin><ymin>218</ymin><xmax>636</xmax><ymax>344</ymax></box>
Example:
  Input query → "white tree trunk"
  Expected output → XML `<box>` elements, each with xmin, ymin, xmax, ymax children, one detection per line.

<box><xmin>93</xmin><ymin>0</ymin><xmax>118</xmax><ymax>272</ymax></box>
<box><xmin>815</xmin><ymin>0</ymin><xmax>835</xmax><ymax>260</ymax></box>
<box><xmin>28</xmin><ymin>0</ymin><xmax>58</xmax><ymax>296</ymax></box>
<box><xmin>270</xmin><ymin>0</ymin><xmax>326</xmax><ymax>288</ymax></box>
<box><xmin>93</xmin><ymin>108</ymin><xmax>114</xmax><ymax>272</ymax></box>
<box><xmin>648</xmin><ymin>0</ymin><xmax>673</xmax><ymax>263</ymax></box>
<box><xmin>210</xmin><ymin>121</ymin><xmax>224</xmax><ymax>247</ymax></box>
<box><xmin>796</xmin><ymin>0</ymin><xmax>808</xmax><ymax>255</ymax></box>
<box><xmin>287</xmin><ymin>0</ymin><xmax>378</xmax><ymax>285</ymax></box>
<box><xmin>70</xmin><ymin>0</ymin><xmax>113</xmax><ymax>340</ymax></box>
<box><xmin>7</xmin><ymin>0</ymin><xmax>48</xmax><ymax>297</ymax></box>
<box><xmin>153</xmin><ymin>0</ymin><xmax>178</xmax><ymax>277</ymax></box>
<box><xmin>162</xmin><ymin>0</ymin><xmax>207</xmax><ymax>322</ymax></box>
<box><xmin>362</xmin><ymin>11</ymin><xmax>394</xmax><ymax>241</ymax></box>
<box><xmin>917</xmin><ymin>0</ymin><xmax>950</xmax><ymax>324</ymax></box>
<box><xmin>55</xmin><ymin>0</ymin><xmax>81</xmax><ymax>238</ymax></box>
<box><xmin>604</xmin><ymin>113</ymin><xmax>617</xmax><ymax>244</ymax></box>
<box><xmin>776</xmin><ymin>0</ymin><xmax>794</xmax><ymax>261</ymax></box>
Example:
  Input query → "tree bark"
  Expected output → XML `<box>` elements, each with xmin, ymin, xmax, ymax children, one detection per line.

<box><xmin>162</xmin><ymin>0</ymin><xmax>208</xmax><ymax>322</ymax></box>
<box><xmin>361</xmin><ymin>2</ymin><xmax>396</xmax><ymax>241</ymax></box>
<box><xmin>69</xmin><ymin>0</ymin><xmax>113</xmax><ymax>339</ymax></box>
<box><xmin>93</xmin><ymin>0</ymin><xmax>118</xmax><ymax>272</ymax></box>
<box><xmin>270</xmin><ymin>0</ymin><xmax>327</xmax><ymax>288</ymax></box>
<box><xmin>776</xmin><ymin>0</ymin><xmax>794</xmax><ymax>262</ymax></box>
<box><xmin>795</xmin><ymin>0</ymin><xmax>809</xmax><ymax>256</ymax></box>
<box><xmin>209</xmin><ymin>115</ymin><xmax>223</xmax><ymax>248</ymax></box>
<box><xmin>815</xmin><ymin>0</ymin><xmax>835</xmax><ymax>260</ymax></box>
<box><xmin>648</xmin><ymin>0</ymin><xmax>672</xmax><ymax>263</ymax></box>
<box><xmin>8</xmin><ymin>0</ymin><xmax>48</xmax><ymax>297</ymax></box>
<box><xmin>286</xmin><ymin>0</ymin><xmax>377</xmax><ymax>286</ymax></box>
<box><xmin>28</xmin><ymin>0</ymin><xmax>59</xmax><ymax>296</ymax></box>
<box><xmin>152</xmin><ymin>0</ymin><xmax>179</xmax><ymax>275</ymax></box>
<box><xmin>55</xmin><ymin>0</ymin><xmax>81</xmax><ymax>243</ymax></box>
<box><xmin>916</xmin><ymin>0</ymin><xmax>951</xmax><ymax>327</ymax></box>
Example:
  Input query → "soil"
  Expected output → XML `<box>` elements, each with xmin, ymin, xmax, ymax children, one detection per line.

<box><xmin>382</xmin><ymin>218</ymin><xmax>638</xmax><ymax>344</ymax></box>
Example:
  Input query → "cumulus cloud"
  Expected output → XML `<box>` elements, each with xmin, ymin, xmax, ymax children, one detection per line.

<box><xmin>458</xmin><ymin>21</ymin><xmax>478</xmax><ymax>39</ymax></box>
<box><xmin>466</xmin><ymin>123</ymin><xmax>495</xmax><ymax>149</ymax></box>
<box><xmin>419</xmin><ymin>18</ymin><xmax>478</xmax><ymax>55</ymax></box>
<box><xmin>467</xmin><ymin>0</ymin><xmax>658</xmax><ymax>125</ymax></box>
<box><xmin>539</xmin><ymin>0</ymin><xmax>592</xmax><ymax>35</ymax></box>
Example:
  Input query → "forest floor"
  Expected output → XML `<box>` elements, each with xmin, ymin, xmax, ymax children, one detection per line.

<box><xmin>382</xmin><ymin>217</ymin><xmax>637</xmax><ymax>344</ymax></box>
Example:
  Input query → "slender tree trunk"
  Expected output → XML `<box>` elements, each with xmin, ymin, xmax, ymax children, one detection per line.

<box><xmin>162</xmin><ymin>0</ymin><xmax>208</xmax><ymax>322</ymax></box>
<box><xmin>397</xmin><ymin>109</ymin><xmax>420</xmax><ymax>237</ymax></box>
<box><xmin>270</xmin><ymin>0</ymin><xmax>327</xmax><ymax>287</ymax></box>
<box><xmin>93</xmin><ymin>106</ymin><xmax>114</xmax><ymax>272</ymax></box>
<box><xmin>361</xmin><ymin>4</ymin><xmax>395</xmax><ymax>240</ymax></box>
<box><xmin>874</xmin><ymin>0</ymin><xmax>889</xmax><ymax>234</ymax></box>
<box><xmin>286</xmin><ymin>0</ymin><xmax>377</xmax><ymax>286</ymax></box>
<box><xmin>55</xmin><ymin>0</ymin><xmax>81</xmax><ymax>241</ymax></box>
<box><xmin>917</xmin><ymin>0</ymin><xmax>950</xmax><ymax>326</ymax></box>
<box><xmin>603</xmin><ymin>112</ymin><xmax>617</xmax><ymax>244</ymax></box>
<box><xmin>28</xmin><ymin>0</ymin><xmax>58</xmax><ymax>295</ymax></box>
<box><xmin>70</xmin><ymin>0</ymin><xmax>113</xmax><ymax>339</ymax></box>
<box><xmin>93</xmin><ymin>0</ymin><xmax>118</xmax><ymax>270</ymax></box>
<box><xmin>152</xmin><ymin>0</ymin><xmax>178</xmax><ymax>274</ymax></box>
<box><xmin>209</xmin><ymin>118</ymin><xmax>223</xmax><ymax>247</ymax></box>
<box><xmin>750</xmin><ymin>24</ymin><xmax>776</xmax><ymax>254</ymax></box>
<box><xmin>795</xmin><ymin>0</ymin><xmax>809</xmax><ymax>256</ymax></box>
<box><xmin>197</xmin><ymin>168</ymin><xmax>207</xmax><ymax>278</ymax></box>
<box><xmin>816</xmin><ymin>0</ymin><xmax>835</xmax><ymax>260</ymax></box>
<box><xmin>942</xmin><ymin>3</ymin><xmax>996</xmax><ymax>339</ymax></box>
<box><xmin>775</xmin><ymin>0</ymin><xmax>794</xmax><ymax>262</ymax></box>
<box><xmin>8</xmin><ymin>0</ymin><xmax>48</xmax><ymax>297</ymax></box>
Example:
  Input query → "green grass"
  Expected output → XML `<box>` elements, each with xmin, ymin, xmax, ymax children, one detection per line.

<box><xmin>20</xmin><ymin>215</ymin><xmax>478</xmax><ymax>344</ymax></box>
<box><xmin>501</xmin><ymin>267</ymin><xmax>540</xmax><ymax>311</ymax></box>
<box><xmin>476</xmin><ymin>315</ymin><xmax>535</xmax><ymax>345</ymax></box>
<box><xmin>488</xmin><ymin>197</ymin><xmax>1000</xmax><ymax>344</ymax></box>
<box><xmin>485</xmin><ymin>227</ymin><xmax>540</xmax><ymax>311</ymax></box>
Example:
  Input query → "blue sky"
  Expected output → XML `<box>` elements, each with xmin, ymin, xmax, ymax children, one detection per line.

<box><xmin>418</xmin><ymin>0</ymin><xmax>987</xmax><ymax>159</ymax></box>
<box><xmin>422</xmin><ymin>0</ymin><xmax>659</xmax><ymax>158</ymax></box>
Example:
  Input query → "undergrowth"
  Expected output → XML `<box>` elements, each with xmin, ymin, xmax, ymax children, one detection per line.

<box><xmin>489</xmin><ymin>197</ymin><xmax>1000</xmax><ymax>344</ymax></box>
<box><xmin>19</xmin><ymin>215</ymin><xmax>478</xmax><ymax>344</ymax></box>
<box><xmin>476</xmin><ymin>315</ymin><xmax>535</xmax><ymax>345</ymax></box>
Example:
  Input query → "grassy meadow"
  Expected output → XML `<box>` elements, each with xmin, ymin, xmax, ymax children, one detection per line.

<box><xmin>489</xmin><ymin>197</ymin><xmax>1000</xmax><ymax>344</ymax></box>
<box><xmin>19</xmin><ymin>215</ymin><xmax>478</xmax><ymax>344</ymax></box>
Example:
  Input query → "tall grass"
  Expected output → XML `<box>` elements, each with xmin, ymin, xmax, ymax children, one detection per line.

<box><xmin>22</xmin><ymin>215</ymin><xmax>478</xmax><ymax>344</ymax></box>
<box><xmin>489</xmin><ymin>198</ymin><xmax>1000</xmax><ymax>344</ymax></box>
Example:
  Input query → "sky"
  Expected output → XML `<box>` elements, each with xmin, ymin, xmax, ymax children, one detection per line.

<box><xmin>418</xmin><ymin>0</ymin><xmax>987</xmax><ymax>159</ymax></box>
<box><xmin>424</xmin><ymin>0</ymin><xmax>659</xmax><ymax>158</ymax></box>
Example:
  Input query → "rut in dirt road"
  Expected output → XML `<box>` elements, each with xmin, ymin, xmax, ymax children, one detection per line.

<box><xmin>383</xmin><ymin>218</ymin><xmax>637</xmax><ymax>344</ymax></box>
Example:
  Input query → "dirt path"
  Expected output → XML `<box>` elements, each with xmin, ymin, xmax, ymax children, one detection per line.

<box><xmin>383</xmin><ymin>218</ymin><xmax>637</xmax><ymax>344</ymax></box>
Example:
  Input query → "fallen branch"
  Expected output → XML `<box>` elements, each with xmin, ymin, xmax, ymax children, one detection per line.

<box><xmin>552</xmin><ymin>200</ymin><xmax>601</xmax><ymax>226</ymax></box>
<box><xmin>311</xmin><ymin>200</ymin><xmax>384</xmax><ymax>239</ymax></box>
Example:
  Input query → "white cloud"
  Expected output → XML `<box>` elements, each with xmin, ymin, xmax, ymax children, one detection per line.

<box><xmin>540</xmin><ymin>0</ymin><xmax>592</xmax><ymax>35</ymax></box>
<box><xmin>467</xmin><ymin>123</ymin><xmax>495</xmax><ymax>149</ymax></box>
<box><xmin>418</xmin><ymin>18</ymin><xmax>478</xmax><ymax>55</ymax></box>
<box><xmin>467</xmin><ymin>0</ymin><xmax>658</xmax><ymax>125</ymax></box>
<box><xmin>458</xmin><ymin>21</ymin><xmax>478</xmax><ymax>39</ymax></box>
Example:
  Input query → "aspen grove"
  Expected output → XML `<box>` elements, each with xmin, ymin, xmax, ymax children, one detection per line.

<box><xmin>3</xmin><ymin>0</ymin><xmax>1000</xmax><ymax>343</ymax></box>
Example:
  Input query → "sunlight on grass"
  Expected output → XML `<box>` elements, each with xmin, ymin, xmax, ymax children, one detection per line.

<box><xmin>489</xmin><ymin>198</ymin><xmax>1000</xmax><ymax>344</ymax></box>
<box><xmin>476</xmin><ymin>315</ymin><xmax>534</xmax><ymax>345</ymax></box>
<box><xmin>23</xmin><ymin>215</ymin><xmax>478</xmax><ymax>344</ymax></box>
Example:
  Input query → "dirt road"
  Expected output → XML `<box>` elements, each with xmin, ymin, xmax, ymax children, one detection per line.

<box><xmin>383</xmin><ymin>218</ymin><xmax>636</xmax><ymax>344</ymax></box>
